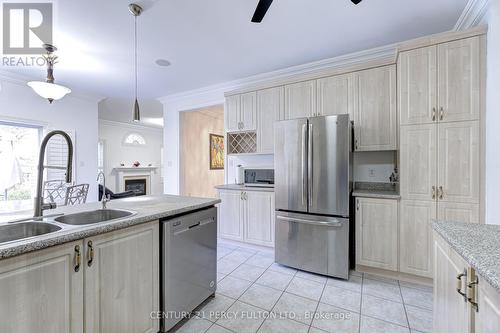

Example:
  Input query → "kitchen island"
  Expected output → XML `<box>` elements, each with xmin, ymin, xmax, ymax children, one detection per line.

<box><xmin>432</xmin><ymin>221</ymin><xmax>500</xmax><ymax>333</ymax></box>
<box><xmin>0</xmin><ymin>194</ymin><xmax>220</xmax><ymax>333</ymax></box>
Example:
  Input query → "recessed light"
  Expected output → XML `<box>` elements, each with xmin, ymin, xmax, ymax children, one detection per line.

<box><xmin>155</xmin><ymin>59</ymin><xmax>171</xmax><ymax>67</ymax></box>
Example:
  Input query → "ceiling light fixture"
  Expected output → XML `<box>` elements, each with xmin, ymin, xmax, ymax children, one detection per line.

<box><xmin>27</xmin><ymin>44</ymin><xmax>71</xmax><ymax>103</ymax></box>
<box><xmin>129</xmin><ymin>3</ymin><xmax>143</xmax><ymax>122</ymax></box>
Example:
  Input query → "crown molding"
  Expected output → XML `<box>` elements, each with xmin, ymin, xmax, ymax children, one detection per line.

<box><xmin>158</xmin><ymin>43</ymin><xmax>397</xmax><ymax>111</ymax></box>
<box><xmin>0</xmin><ymin>69</ymin><xmax>104</xmax><ymax>103</ymax></box>
<box><xmin>454</xmin><ymin>0</ymin><xmax>491</xmax><ymax>31</ymax></box>
<box><xmin>99</xmin><ymin>118</ymin><xmax>163</xmax><ymax>132</ymax></box>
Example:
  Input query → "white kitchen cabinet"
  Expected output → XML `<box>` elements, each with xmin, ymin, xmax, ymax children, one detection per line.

<box><xmin>244</xmin><ymin>191</ymin><xmax>275</xmax><ymax>247</ymax></box>
<box><xmin>225</xmin><ymin>93</ymin><xmax>256</xmax><ymax>132</ymax></box>
<box><xmin>316</xmin><ymin>73</ymin><xmax>354</xmax><ymax>118</ymax></box>
<box><xmin>438</xmin><ymin>37</ymin><xmax>481</xmax><ymax>123</ymax></box>
<box><xmin>240</xmin><ymin>92</ymin><xmax>257</xmax><ymax>131</ymax></box>
<box><xmin>400</xmin><ymin>124</ymin><xmax>437</xmax><ymax>201</ymax></box>
<box><xmin>475</xmin><ymin>278</ymin><xmax>500</xmax><ymax>333</ymax></box>
<box><xmin>257</xmin><ymin>86</ymin><xmax>284</xmax><ymax>154</ymax></box>
<box><xmin>218</xmin><ymin>189</ymin><xmax>275</xmax><ymax>247</ymax></box>
<box><xmin>437</xmin><ymin>121</ymin><xmax>480</xmax><ymax>204</ymax></box>
<box><xmin>0</xmin><ymin>240</ymin><xmax>84</xmax><ymax>333</ymax></box>
<box><xmin>353</xmin><ymin>65</ymin><xmax>397</xmax><ymax>151</ymax></box>
<box><xmin>225</xmin><ymin>94</ymin><xmax>241</xmax><ymax>132</ymax></box>
<box><xmin>437</xmin><ymin>202</ymin><xmax>480</xmax><ymax>224</ymax></box>
<box><xmin>399</xmin><ymin>46</ymin><xmax>437</xmax><ymax>125</ymax></box>
<box><xmin>355</xmin><ymin>197</ymin><xmax>398</xmax><ymax>271</ymax></box>
<box><xmin>85</xmin><ymin>221</ymin><xmax>159</xmax><ymax>333</ymax></box>
<box><xmin>433</xmin><ymin>234</ymin><xmax>471</xmax><ymax>333</ymax></box>
<box><xmin>218</xmin><ymin>190</ymin><xmax>244</xmax><ymax>241</ymax></box>
<box><xmin>284</xmin><ymin>80</ymin><xmax>316</xmax><ymax>119</ymax></box>
<box><xmin>400</xmin><ymin>199</ymin><xmax>435</xmax><ymax>278</ymax></box>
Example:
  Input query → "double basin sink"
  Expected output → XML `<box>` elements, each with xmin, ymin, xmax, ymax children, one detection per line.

<box><xmin>0</xmin><ymin>209</ymin><xmax>135</xmax><ymax>244</ymax></box>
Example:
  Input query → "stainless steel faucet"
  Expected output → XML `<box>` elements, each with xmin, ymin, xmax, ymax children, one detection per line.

<box><xmin>97</xmin><ymin>171</ymin><xmax>110</xmax><ymax>209</ymax></box>
<box><xmin>34</xmin><ymin>130</ymin><xmax>73</xmax><ymax>217</ymax></box>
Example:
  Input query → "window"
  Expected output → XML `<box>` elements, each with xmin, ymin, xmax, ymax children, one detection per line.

<box><xmin>123</xmin><ymin>133</ymin><xmax>146</xmax><ymax>146</ymax></box>
<box><xmin>0</xmin><ymin>122</ymin><xmax>42</xmax><ymax>215</ymax></box>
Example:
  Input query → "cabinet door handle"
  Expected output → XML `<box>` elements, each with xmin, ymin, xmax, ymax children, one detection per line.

<box><xmin>87</xmin><ymin>241</ymin><xmax>94</xmax><ymax>267</ymax></box>
<box><xmin>431</xmin><ymin>186</ymin><xmax>436</xmax><ymax>199</ymax></box>
<box><xmin>244</xmin><ymin>192</ymin><xmax>248</xmax><ymax>200</ymax></box>
<box><xmin>438</xmin><ymin>186</ymin><xmax>444</xmax><ymax>200</ymax></box>
<box><xmin>74</xmin><ymin>245</ymin><xmax>81</xmax><ymax>272</ymax></box>
<box><xmin>432</xmin><ymin>107</ymin><xmax>436</xmax><ymax>121</ymax></box>
<box><xmin>439</xmin><ymin>107</ymin><xmax>444</xmax><ymax>121</ymax></box>
<box><xmin>356</xmin><ymin>200</ymin><xmax>359</xmax><ymax>211</ymax></box>
<box><xmin>355</xmin><ymin>139</ymin><xmax>358</xmax><ymax>151</ymax></box>
<box><xmin>456</xmin><ymin>270</ymin><xmax>467</xmax><ymax>301</ymax></box>
<box><xmin>241</xmin><ymin>192</ymin><xmax>244</xmax><ymax>200</ymax></box>
<box><xmin>467</xmin><ymin>277</ymin><xmax>479</xmax><ymax>312</ymax></box>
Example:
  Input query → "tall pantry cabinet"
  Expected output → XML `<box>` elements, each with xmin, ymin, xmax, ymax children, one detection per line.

<box><xmin>398</xmin><ymin>35</ymin><xmax>484</xmax><ymax>278</ymax></box>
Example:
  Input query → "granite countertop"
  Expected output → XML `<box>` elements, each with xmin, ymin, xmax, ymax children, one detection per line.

<box><xmin>351</xmin><ymin>189</ymin><xmax>401</xmax><ymax>199</ymax></box>
<box><xmin>352</xmin><ymin>182</ymin><xmax>400</xmax><ymax>199</ymax></box>
<box><xmin>433</xmin><ymin>221</ymin><xmax>500</xmax><ymax>293</ymax></box>
<box><xmin>215</xmin><ymin>184</ymin><xmax>275</xmax><ymax>192</ymax></box>
<box><xmin>0</xmin><ymin>194</ymin><xmax>220</xmax><ymax>259</ymax></box>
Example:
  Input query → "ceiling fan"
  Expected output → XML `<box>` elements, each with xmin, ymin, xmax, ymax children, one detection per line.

<box><xmin>251</xmin><ymin>0</ymin><xmax>363</xmax><ymax>23</ymax></box>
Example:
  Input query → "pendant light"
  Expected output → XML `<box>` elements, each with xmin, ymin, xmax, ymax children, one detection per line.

<box><xmin>129</xmin><ymin>3</ymin><xmax>142</xmax><ymax>122</ymax></box>
<box><xmin>27</xmin><ymin>44</ymin><xmax>71</xmax><ymax>103</ymax></box>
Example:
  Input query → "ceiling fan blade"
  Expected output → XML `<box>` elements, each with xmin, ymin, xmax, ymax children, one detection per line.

<box><xmin>251</xmin><ymin>0</ymin><xmax>273</xmax><ymax>23</ymax></box>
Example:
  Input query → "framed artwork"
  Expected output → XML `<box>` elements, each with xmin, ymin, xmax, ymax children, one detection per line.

<box><xmin>209</xmin><ymin>134</ymin><xmax>224</xmax><ymax>170</ymax></box>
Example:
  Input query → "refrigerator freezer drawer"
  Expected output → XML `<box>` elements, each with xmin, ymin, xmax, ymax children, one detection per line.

<box><xmin>275</xmin><ymin>211</ymin><xmax>349</xmax><ymax>279</ymax></box>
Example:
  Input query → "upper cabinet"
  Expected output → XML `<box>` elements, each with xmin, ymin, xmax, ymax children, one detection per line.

<box><xmin>225</xmin><ymin>93</ymin><xmax>256</xmax><ymax>132</ymax></box>
<box><xmin>354</xmin><ymin>65</ymin><xmax>397</xmax><ymax>151</ymax></box>
<box><xmin>284</xmin><ymin>80</ymin><xmax>316</xmax><ymax>119</ymax></box>
<box><xmin>316</xmin><ymin>73</ymin><xmax>354</xmax><ymax>118</ymax></box>
<box><xmin>399</xmin><ymin>36</ymin><xmax>481</xmax><ymax>125</ymax></box>
<box><xmin>257</xmin><ymin>86</ymin><xmax>284</xmax><ymax>154</ymax></box>
<box><xmin>438</xmin><ymin>37</ymin><xmax>481</xmax><ymax>123</ymax></box>
<box><xmin>399</xmin><ymin>46</ymin><xmax>438</xmax><ymax>125</ymax></box>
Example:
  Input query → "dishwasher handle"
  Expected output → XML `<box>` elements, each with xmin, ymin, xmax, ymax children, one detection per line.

<box><xmin>173</xmin><ymin>217</ymin><xmax>215</xmax><ymax>235</ymax></box>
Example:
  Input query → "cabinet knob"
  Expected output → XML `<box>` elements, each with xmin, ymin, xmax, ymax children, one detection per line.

<box><xmin>74</xmin><ymin>245</ymin><xmax>81</xmax><ymax>272</ymax></box>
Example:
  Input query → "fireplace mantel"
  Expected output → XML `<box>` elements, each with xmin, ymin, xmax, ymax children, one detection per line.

<box><xmin>113</xmin><ymin>166</ymin><xmax>157</xmax><ymax>194</ymax></box>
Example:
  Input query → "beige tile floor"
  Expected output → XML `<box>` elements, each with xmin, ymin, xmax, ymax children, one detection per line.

<box><xmin>171</xmin><ymin>242</ymin><xmax>433</xmax><ymax>333</ymax></box>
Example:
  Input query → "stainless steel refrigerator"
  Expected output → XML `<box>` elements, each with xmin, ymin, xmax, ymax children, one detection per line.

<box><xmin>274</xmin><ymin>114</ymin><xmax>351</xmax><ymax>279</ymax></box>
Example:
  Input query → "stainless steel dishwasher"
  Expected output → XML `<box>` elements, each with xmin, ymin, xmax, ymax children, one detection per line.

<box><xmin>161</xmin><ymin>207</ymin><xmax>217</xmax><ymax>332</ymax></box>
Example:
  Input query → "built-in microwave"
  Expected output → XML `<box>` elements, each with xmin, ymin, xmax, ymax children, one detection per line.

<box><xmin>244</xmin><ymin>168</ymin><xmax>275</xmax><ymax>187</ymax></box>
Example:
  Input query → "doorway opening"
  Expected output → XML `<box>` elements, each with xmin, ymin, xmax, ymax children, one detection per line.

<box><xmin>179</xmin><ymin>105</ymin><xmax>225</xmax><ymax>198</ymax></box>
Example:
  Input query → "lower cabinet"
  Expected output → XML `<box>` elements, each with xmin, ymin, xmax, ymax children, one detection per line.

<box><xmin>355</xmin><ymin>197</ymin><xmax>398</xmax><ymax>271</ymax></box>
<box><xmin>0</xmin><ymin>240</ymin><xmax>84</xmax><ymax>333</ymax></box>
<box><xmin>400</xmin><ymin>199</ymin><xmax>435</xmax><ymax>278</ymax></box>
<box><xmin>434</xmin><ymin>232</ymin><xmax>500</xmax><ymax>333</ymax></box>
<box><xmin>0</xmin><ymin>221</ymin><xmax>160</xmax><ymax>333</ymax></box>
<box><xmin>433</xmin><ymin>233</ymin><xmax>471</xmax><ymax>333</ymax></box>
<box><xmin>85</xmin><ymin>222</ymin><xmax>160</xmax><ymax>333</ymax></box>
<box><xmin>218</xmin><ymin>189</ymin><xmax>275</xmax><ymax>247</ymax></box>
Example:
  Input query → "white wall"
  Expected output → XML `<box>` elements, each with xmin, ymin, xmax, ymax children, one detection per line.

<box><xmin>483</xmin><ymin>1</ymin><xmax>500</xmax><ymax>225</ymax></box>
<box><xmin>0</xmin><ymin>78</ymin><xmax>99</xmax><ymax>201</ymax></box>
<box><xmin>98</xmin><ymin>120</ymin><xmax>163</xmax><ymax>195</ymax></box>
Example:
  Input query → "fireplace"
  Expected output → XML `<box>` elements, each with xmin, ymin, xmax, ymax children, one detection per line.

<box><xmin>124</xmin><ymin>178</ymin><xmax>147</xmax><ymax>196</ymax></box>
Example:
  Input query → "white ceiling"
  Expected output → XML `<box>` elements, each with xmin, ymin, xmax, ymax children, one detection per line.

<box><xmin>1</xmin><ymin>0</ymin><xmax>469</xmax><ymax>99</ymax></box>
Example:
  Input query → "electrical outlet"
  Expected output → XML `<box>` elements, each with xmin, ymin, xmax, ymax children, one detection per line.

<box><xmin>368</xmin><ymin>169</ymin><xmax>375</xmax><ymax>178</ymax></box>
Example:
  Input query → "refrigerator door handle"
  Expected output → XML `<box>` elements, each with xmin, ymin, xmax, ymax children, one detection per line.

<box><xmin>308</xmin><ymin>123</ymin><xmax>313</xmax><ymax>206</ymax></box>
<box><xmin>301</xmin><ymin>123</ymin><xmax>307</xmax><ymax>206</ymax></box>
<box><xmin>276</xmin><ymin>215</ymin><xmax>342</xmax><ymax>227</ymax></box>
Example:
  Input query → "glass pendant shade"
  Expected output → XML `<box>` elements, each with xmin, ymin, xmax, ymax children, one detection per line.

<box><xmin>133</xmin><ymin>98</ymin><xmax>140</xmax><ymax>122</ymax></box>
<box><xmin>27</xmin><ymin>81</ymin><xmax>72</xmax><ymax>103</ymax></box>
